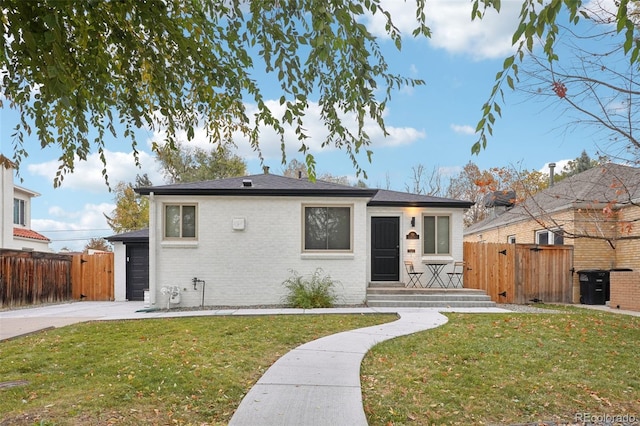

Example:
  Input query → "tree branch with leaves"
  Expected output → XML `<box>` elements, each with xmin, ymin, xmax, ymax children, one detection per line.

<box><xmin>1</xmin><ymin>0</ymin><xmax>430</xmax><ymax>185</ymax></box>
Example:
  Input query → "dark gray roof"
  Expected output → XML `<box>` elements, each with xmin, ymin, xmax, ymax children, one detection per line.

<box><xmin>105</xmin><ymin>228</ymin><xmax>149</xmax><ymax>242</ymax></box>
<box><xmin>368</xmin><ymin>189</ymin><xmax>474</xmax><ymax>208</ymax></box>
<box><xmin>136</xmin><ymin>173</ymin><xmax>474</xmax><ymax>207</ymax></box>
<box><xmin>136</xmin><ymin>173</ymin><xmax>378</xmax><ymax>197</ymax></box>
<box><xmin>465</xmin><ymin>163</ymin><xmax>640</xmax><ymax>234</ymax></box>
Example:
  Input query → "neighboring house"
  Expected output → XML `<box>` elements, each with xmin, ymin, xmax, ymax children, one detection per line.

<box><xmin>0</xmin><ymin>156</ymin><xmax>51</xmax><ymax>252</ymax></box>
<box><xmin>108</xmin><ymin>173</ymin><xmax>472</xmax><ymax>306</ymax></box>
<box><xmin>464</xmin><ymin>163</ymin><xmax>640</xmax><ymax>302</ymax></box>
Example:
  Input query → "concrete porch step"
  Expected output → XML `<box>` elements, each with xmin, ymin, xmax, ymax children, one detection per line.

<box><xmin>366</xmin><ymin>285</ymin><xmax>496</xmax><ymax>308</ymax></box>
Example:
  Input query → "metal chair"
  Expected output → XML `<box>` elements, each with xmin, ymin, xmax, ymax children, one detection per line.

<box><xmin>404</xmin><ymin>261</ymin><xmax>423</xmax><ymax>288</ymax></box>
<box><xmin>446</xmin><ymin>261</ymin><xmax>465</xmax><ymax>288</ymax></box>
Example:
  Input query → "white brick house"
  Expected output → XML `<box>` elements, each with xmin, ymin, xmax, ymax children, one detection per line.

<box><xmin>109</xmin><ymin>173</ymin><xmax>472</xmax><ymax>307</ymax></box>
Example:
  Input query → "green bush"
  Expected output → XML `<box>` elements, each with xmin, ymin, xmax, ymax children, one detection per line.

<box><xmin>282</xmin><ymin>268</ymin><xmax>338</xmax><ymax>308</ymax></box>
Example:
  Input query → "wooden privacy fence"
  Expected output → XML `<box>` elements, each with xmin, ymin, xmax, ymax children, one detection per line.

<box><xmin>1</xmin><ymin>249</ymin><xmax>72</xmax><ymax>308</ymax></box>
<box><xmin>463</xmin><ymin>242</ymin><xmax>574</xmax><ymax>304</ymax></box>
<box><xmin>0</xmin><ymin>250</ymin><xmax>114</xmax><ymax>308</ymax></box>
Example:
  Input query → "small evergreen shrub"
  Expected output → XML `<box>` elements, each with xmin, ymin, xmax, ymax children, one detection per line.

<box><xmin>282</xmin><ymin>268</ymin><xmax>338</xmax><ymax>308</ymax></box>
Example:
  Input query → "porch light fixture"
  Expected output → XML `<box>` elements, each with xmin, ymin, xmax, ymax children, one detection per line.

<box><xmin>411</xmin><ymin>217</ymin><xmax>415</xmax><ymax>227</ymax></box>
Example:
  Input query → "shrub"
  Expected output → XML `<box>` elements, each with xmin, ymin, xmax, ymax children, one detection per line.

<box><xmin>282</xmin><ymin>269</ymin><xmax>338</xmax><ymax>308</ymax></box>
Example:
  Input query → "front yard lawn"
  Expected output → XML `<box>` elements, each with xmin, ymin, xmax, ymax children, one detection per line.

<box><xmin>2</xmin><ymin>308</ymin><xmax>638</xmax><ymax>426</ymax></box>
<box><xmin>361</xmin><ymin>307</ymin><xmax>640</xmax><ymax>425</ymax></box>
<box><xmin>0</xmin><ymin>314</ymin><xmax>394</xmax><ymax>425</ymax></box>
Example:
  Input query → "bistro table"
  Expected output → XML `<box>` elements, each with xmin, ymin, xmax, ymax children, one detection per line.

<box><xmin>423</xmin><ymin>260</ymin><xmax>452</xmax><ymax>288</ymax></box>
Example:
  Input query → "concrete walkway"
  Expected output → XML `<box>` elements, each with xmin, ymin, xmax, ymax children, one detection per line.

<box><xmin>228</xmin><ymin>310</ymin><xmax>453</xmax><ymax>425</ymax></box>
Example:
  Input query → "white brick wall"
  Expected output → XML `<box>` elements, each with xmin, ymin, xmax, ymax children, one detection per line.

<box><xmin>151</xmin><ymin>196</ymin><xmax>370</xmax><ymax>307</ymax></box>
<box><xmin>148</xmin><ymin>195</ymin><xmax>468</xmax><ymax>307</ymax></box>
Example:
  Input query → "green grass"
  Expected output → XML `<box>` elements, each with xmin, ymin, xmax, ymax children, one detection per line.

<box><xmin>361</xmin><ymin>307</ymin><xmax>640</xmax><ymax>425</ymax></box>
<box><xmin>3</xmin><ymin>308</ymin><xmax>639</xmax><ymax>426</ymax></box>
<box><xmin>0</xmin><ymin>314</ymin><xmax>394</xmax><ymax>425</ymax></box>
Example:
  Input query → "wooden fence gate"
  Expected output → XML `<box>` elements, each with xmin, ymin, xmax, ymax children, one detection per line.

<box><xmin>71</xmin><ymin>252</ymin><xmax>114</xmax><ymax>301</ymax></box>
<box><xmin>463</xmin><ymin>242</ymin><xmax>574</xmax><ymax>304</ymax></box>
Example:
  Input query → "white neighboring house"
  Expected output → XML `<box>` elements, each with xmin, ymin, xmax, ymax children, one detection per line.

<box><xmin>0</xmin><ymin>156</ymin><xmax>51</xmax><ymax>252</ymax></box>
<box><xmin>108</xmin><ymin>173</ymin><xmax>473</xmax><ymax>307</ymax></box>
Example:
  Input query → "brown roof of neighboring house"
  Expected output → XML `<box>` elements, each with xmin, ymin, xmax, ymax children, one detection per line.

<box><xmin>465</xmin><ymin>163</ymin><xmax>640</xmax><ymax>235</ymax></box>
<box><xmin>14</xmin><ymin>228</ymin><xmax>51</xmax><ymax>242</ymax></box>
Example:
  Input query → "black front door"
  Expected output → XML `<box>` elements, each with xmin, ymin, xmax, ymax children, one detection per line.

<box><xmin>371</xmin><ymin>217</ymin><xmax>400</xmax><ymax>281</ymax></box>
<box><xmin>126</xmin><ymin>243</ymin><xmax>149</xmax><ymax>301</ymax></box>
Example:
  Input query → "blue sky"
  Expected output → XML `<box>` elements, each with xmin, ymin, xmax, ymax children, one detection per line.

<box><xmin>0</xmin><ymin>1</ymin><xmax>614</xmax><ymax>251</ymax></box>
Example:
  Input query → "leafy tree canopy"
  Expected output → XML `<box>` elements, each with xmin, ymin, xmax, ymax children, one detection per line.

<box><xmin>155</xmin><ymin>142</ymin><xmax>246</xmax><ymax>183</ymax></box>
<box><xmin>104</xmin><ymin>178</ymin><xmax>150</xmax><ymax>233</ymax></box>
<box><xmin>1</xmin><ymin>0</ymin><xmax>429</xmax><ymax>185</ymax></box>
<box><xmin>84</xmin><ymin>237</ymin><xmax>112</xmax><ymax>253</ymax></box>
<box><xmin>555</xmin><ymin>150</ymin><xmax>604</xmax><ymax>181</ymax></box>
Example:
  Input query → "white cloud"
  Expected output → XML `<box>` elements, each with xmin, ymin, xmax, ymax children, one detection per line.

<box><xmin>148</xmin><ymin>99</ymin><xmax>426</xmax><ymax>163</ymax></box>
<box><xmin>450</xmin><ymin>124</ymin><xmax>475</xmax><ymax>135</ymax></box>
<box><xmin>27</xmin><ymin>150</ymin><xmax>164</xmax><ymax>192</ymax></box>
<box><xmin>33</xmin><ymin>202</ymin><xmax>115</xmax><ymax>252</ymax></box>
<box><xmin>438</xmin><ymin>165</ymin><xmax>463</xmax><ymax>177</ymax></box>
<box><xmin>539</xmin><ymin>159</ymin><xmax>572</xmax><ymax>174</ymax></box>
<box><xmin>362</xmin><ymin>0</ymin><xmax>522</xmax><ymax>60</ymax></box>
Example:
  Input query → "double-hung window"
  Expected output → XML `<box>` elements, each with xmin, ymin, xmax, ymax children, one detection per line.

<box><xmin>423</xmin><ymin>215</ymin><xmax>450</xmax><ymax>255</ymax></box>
<box><xmin>164</xmin><ymin>204</ymin><xmax>197</xmax><ymax>239</ymax></box>
<box><xmin>13</xmin><ymin>199</ymin><xmax>25</xmax><ymax>225</ymax></box>
<box><xmin>303</xmin><ymin>205</ymin><xmax>352</xmax><ymax>251</ymax></box>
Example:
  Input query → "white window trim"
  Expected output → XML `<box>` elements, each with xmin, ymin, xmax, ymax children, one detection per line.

<box><xmin>535</xmin><ymin>228</ymin><xmax>564</xmax><ymax>245</ymax></box>
<box><xmin>422</xmin><ymin>214</ymin><xmax>452</xmax><ymax>256</ymax></box>
<box><xmin>13</xmin><ymin>198</ymin><xmax>26</xmax><ymax>226</ymax></box>
<box><xmin>163</xmin><ymin>203</ymin><xmax>198</xmax><ymax>240</ymax></box>
<box><xmin>507</xmin><ymin>235</ymin><xmax>516</xmax><ymax>244</ymax></box>
<box><xmin>301</xmin><ymin>204</ymin><xmax>354</xmax><ymax>253</ymax></box>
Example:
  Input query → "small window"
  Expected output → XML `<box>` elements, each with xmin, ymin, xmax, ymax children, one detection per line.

<box><xmin>304</xmin><ymin>206</ymin><xmax>352</xmax><ymax>251</ymax></box>
<box><xmin>535</xmin><ymin>229</ymin><xmax>564</xmax><ymax>245</ymax></box>
<box><xmin>164</xmin><ymin>204</ymin><xmax>197</xmax><ymax>239</ymax></box>
<box><xmin>13</xmin><ymin>199</ymin><xmax>25</xmax><ymax>225</ymax></box>
<box><xmin>507</xmin><ymin>235</ymin><xmax>516</xmax><ymax>244</ymax></box>
<box><xmin>423</xmin><ymin>215</ymin><xmax>450</xmax><ymax>255</ymax></box>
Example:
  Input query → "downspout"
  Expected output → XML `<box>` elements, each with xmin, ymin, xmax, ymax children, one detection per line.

<box><xmin>148</xmin><ymin>191</ymin><xmax>157</xmax><ymax>306</ymax></box>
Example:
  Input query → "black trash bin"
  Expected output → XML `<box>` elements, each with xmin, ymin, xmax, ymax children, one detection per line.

<box><xmin>578</xmin><ymin>270</ymin><xmax>608</xmax><ymax>305</ymax></box>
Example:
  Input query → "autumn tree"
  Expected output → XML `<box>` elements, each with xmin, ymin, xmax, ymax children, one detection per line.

<box><xmin>1</xmin><ymin>0</ymin><xmax>430</xmax><ymax>183</ymax></box>
<box><xmin>446</xmin><ymin>162</ymin><xmax>548</xmax><ymax>227</ymax></box>
<box><xmin>84</xmin><ymin>238</ymin><xmax>112</xmax><ymax>253</ymax></box>
<box><xmin>104</xmin><ymin>175</ymin><xmax>151</xmax><ymax>233</ymax></box>
<box><xmin>155</xmin><ymin>142</ymin><xmax>246</xmax><ymax>183</ymax></box>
